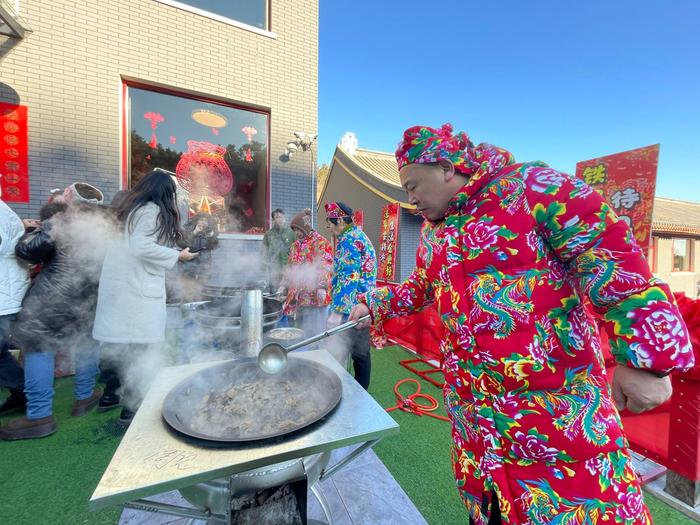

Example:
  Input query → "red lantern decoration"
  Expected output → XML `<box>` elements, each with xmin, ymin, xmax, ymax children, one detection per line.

<box><xmin>144</xmin><ymin>112</ymin><xmax>165</xmax><ymax>149</ymax></box>
<box><xmin>241</xmin><ymin>126</ymin><xmax>257</xmax><ymax>142</ymax></box>
<box><xmin>175</xmin><ymin>140</ymin><xmax>234</xmax><ymax>197</ymax></box>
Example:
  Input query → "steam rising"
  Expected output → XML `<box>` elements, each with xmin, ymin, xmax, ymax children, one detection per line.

<box><xmin>18</xmin><ymin>203</ymin><xmax>355</xmax><ymax>416</ymax></box>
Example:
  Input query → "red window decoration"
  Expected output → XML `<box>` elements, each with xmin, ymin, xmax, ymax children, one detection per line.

<box><xmin>143</xmin><ymin>112</ymin><xmax>165</xmax><ymax>149</ymax></box>
<box><xmin>0</xmin><ymin>103</ymin><xmax>29</xmax><ymax>203</ymax></box>
<box><xmin>175</xmin><ymin>140</ymin><xmax>234</xmax><ymax>199</ymax></box>
<box><xmin>241</xmin><ymin>126</ymin><xmax>257</xmax><ymax>142</ymax></box>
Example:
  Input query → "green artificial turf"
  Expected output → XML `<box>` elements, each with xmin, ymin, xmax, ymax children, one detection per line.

<box><xmin>0</xmin><ymin>378</ymin><xmax>124</xmax><ymax>525</ymax></box>
<box><xmin>0</xmin><ymin>346</ymin><xmax>695</xmax><ymax>524</ymax></box>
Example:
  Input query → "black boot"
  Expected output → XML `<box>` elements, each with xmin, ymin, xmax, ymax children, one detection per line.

<box><xmin>97</xmin><ymin>367</ymin><xmax>121</xmax><ymax>413</ymax></box>
<box><xmin>0</xmin><ymin>388</ymin><xmax>27</xmax><ymax>417</ymax></box>
<box><xmin>117</xmin><ymin>407</ymin><xmax>135</xmax><ymax>427</ymax></box>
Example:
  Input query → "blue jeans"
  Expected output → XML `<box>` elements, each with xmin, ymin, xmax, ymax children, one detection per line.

<box><xmin>23</xmin><ymin>343</ymin><xmax>100</xmax><ymax>419</ymax></box>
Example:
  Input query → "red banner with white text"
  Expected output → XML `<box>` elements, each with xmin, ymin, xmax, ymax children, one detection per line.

<box><xmin>575</xmin><ymin>144</ymin><xmax>659</xmax><ymax>256</ymax></box>
<box><xmin>0</xmin><ymin>103</ymin><xmax>29</xmax><ymax>203</ymax></box>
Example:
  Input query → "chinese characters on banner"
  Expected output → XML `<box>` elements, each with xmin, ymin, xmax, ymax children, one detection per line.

<box><xmin>377</xmin><ymin>202</ymin><xmax>400</xmax><ymax>281</ymax></box>
<box><xmin>575</xmin><ymin>144</ymin><xmax>659</xmax><ymax>256</ymax></box>
<box><xmin>0</xmin><ymin>103</ymin><xmax>29</xmax><ymax>203</ymax></box>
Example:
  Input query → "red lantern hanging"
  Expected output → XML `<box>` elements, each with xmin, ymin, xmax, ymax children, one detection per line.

<box><xmin>144</xmin><ymin>112</ymin><xmax>165</xmax><ymax>149</ymax></box>
<box><xmin>241</xmin><ymin>126</ymin><xmax>257</xmax><ymax>142</ymax></box>
<box><xmin>175</xmin><ymin>140</ymin><xmax>234</xmax><ymax>197</ymax></box>
<box><xmin>245</xmin><ymin>148</ymin><xmax>253</xmax><ymax>162</ymax></box>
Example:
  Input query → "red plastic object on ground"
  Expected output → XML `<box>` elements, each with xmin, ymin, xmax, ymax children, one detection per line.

<box><xmin>385</xmin><ymin>378</ymin><xmax>450</xmax><ymax>422</ymax></box>
<box><xmin>399</xmin><ymin>358</ymin><xmax>444</xmax><ymax>388</ymax></box>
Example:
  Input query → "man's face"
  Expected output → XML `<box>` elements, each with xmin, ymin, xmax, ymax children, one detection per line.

<box><xmin>399</xmin><ymin>161</ymin><xmax>462</xmax><ymax>221</ymax></box>
<box><xmin>325</xmin><ymin>218</ymin><xmax>346</xmax><ymax>237</ymax></box>
<box><xmin>273</xmin><ymin>213</ymin><xmax>286</xmax><ymax>228</ymax></box>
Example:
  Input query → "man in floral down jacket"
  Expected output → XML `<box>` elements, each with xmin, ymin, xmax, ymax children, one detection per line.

<box><xmin>349</xmin><ymin>123</ymin><xmax>694</xmax><ymax>525</ymax></box>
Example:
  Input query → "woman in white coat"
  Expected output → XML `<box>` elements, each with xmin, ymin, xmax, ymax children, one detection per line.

<box><xmin>0</xmin><ymin>198</ymin><xmax>30</xmax><ymax>415</ymax></box>
<box><xmin>93</xmin><ymin>171</ymin><xmax>196</xmax><ymax>425</ymax></box>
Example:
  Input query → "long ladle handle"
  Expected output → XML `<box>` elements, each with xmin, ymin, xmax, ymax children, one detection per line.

<box><xmin>285</xmin><ymin>315</ymin><xmax>371</xmax><ymax>352</ymax></box>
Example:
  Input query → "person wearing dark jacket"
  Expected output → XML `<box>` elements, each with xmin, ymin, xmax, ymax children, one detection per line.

<box><xmin>179</xmin><ymin>213</ymin><xmax>218</xmax><ymax>281</ymax></box>
<box><xmin>0</xmin><ymin>187</ymin><xmax>109</xmax><ymax>440</ymax></box>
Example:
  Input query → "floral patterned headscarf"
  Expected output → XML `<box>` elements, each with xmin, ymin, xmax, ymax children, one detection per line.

<box><xmin>395</xmin><ymin>123</ymin><xmax>515</xmax><ymax>177</ymax></box>
<box><xmin>324</xmin><ymin>202</ymin><xmax>350</xmax><ymax>219</ymax></box>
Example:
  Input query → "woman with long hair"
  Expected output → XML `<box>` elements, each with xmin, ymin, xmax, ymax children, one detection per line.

<box><xmin>92</xmin><ymin>171</ymin><xmax>196</xmax><ymax>426</ymax></box>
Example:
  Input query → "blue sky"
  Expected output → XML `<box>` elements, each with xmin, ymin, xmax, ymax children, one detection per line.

<box><xmin>318</xmin><ymin>1</ymin><xmax>699</xmax><ymax>202</ymax></box>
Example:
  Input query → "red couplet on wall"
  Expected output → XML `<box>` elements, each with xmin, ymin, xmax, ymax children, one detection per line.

<box><xmin>575</xmin><ymin>144</ymin><xmax>659</xmax><ymax>256</ymax></box>
<box><xmin>377</xmin><ymin>202</ymin><xmax>400</xmax><ymax>281</ymax></box>
<box><xmin>0</xmin><ymin>103</ymin><xmax>30</xmax><ymax>203</ymax></box>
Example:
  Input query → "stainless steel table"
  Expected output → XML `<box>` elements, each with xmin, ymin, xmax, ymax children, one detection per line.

<box><xmin>89</xmin><ymin>350</ymin><xmax>400</xmax><ymax>523</ymax></box>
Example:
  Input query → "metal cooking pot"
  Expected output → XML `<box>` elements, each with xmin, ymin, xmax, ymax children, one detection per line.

<box><xmin>193</xmin><ymin>297</ymin><xmax>282</xmax><ymax>327</ymax></box>
<box><xmin>162</xmin><ymin>356</ymin><xmax>342</xmax><ymax>442</ymax></box>
<box><xmin>265</xmin><ymin>327</ymin><xmax>305</xmax><ymax>348</ymax></box>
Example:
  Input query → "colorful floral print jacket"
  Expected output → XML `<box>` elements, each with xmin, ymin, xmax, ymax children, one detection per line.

<box><xmin>331</xmin><ymin>224</ymin><xmax>377</xmax><ymax>315</ymax></box>
<box><xmin>363</xmin><ymin>159</ymin><xmax>694</xmax><ymax>524</ymax></box>
<box><xmin>281</xmin><ymin>231</ymin><xmax>333</xmax><ymax>315</ymax></box>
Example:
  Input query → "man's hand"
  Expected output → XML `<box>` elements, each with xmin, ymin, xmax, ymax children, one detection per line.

<box><xmin>22</xmin><ymin>219</ymin><xmax>41</xmax><ymax>229</ymax></box>
<box><xmin>612</xmin><ymin>366</ymin><xmax>672</xmax><ymax>414</ymax></box>
<box><xmin>349</xmin><ymin>303</ymin><xmax>371</xmax><ymax>328</ymax></box>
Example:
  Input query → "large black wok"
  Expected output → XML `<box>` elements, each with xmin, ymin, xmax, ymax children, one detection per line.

<box><xmin>162</xmin><ymin>356</ymin><xmax>342</xmax><ymax>443</ymax></box>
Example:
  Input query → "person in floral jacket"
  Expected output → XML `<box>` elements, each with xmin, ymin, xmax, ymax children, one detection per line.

<box><xmin>349</xmin><ymin>124</ymin><xmax>694</xmax><ymax>525</ymax></box>
<box><xmin>278</xmin><ymin>208</ymin><xmax>333</xmax><ymax>340</ymax></box>
<box><xmin>324</xmin><ymin>201</ymin><xmax>376</xmax><ymax>389</ymax></box>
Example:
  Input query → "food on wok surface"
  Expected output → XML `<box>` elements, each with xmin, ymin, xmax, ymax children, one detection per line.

<box><xmin>268</xmin><ymin>328</ymin><xmax>304</xmax><ymax>340</ymax></box>
<box><xmin>163</xmin><ymin>358</ymin><xmax>342</xmax><ymax>442</ymax></box>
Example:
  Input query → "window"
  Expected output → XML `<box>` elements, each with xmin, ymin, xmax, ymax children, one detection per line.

<box><xmin>126</xmin><ymin>84</ymin><xmax>269</xmax><ymax>234</ymax></box>
<box><xmin>673</xmin><ymin>238</ymin><xmax>693</xmax><ymax>272</ymax></box>
<box><xmin>157</xmin><ymin>0</ymin><xmax>269</xmax><ymax>31</ymax></box>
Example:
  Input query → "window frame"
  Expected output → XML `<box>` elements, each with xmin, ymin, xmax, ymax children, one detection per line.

<box><xmin>120</xmin><ymin>79</ymin><xmax>272</xmax><ymax>235</ymax></box>
<box><xmin>671</xmin><ymin>237</ymin><xmax>694</xmax><ymax>273</ymax></box>
<box><xmin>152</xmin><ymin>0</ymin><xmax>274</xmax><ymax>37</ymax></box>
<box><xmin>649</xmin><ymin>236</ymin><xmax>658</xmax><ymax>273</ymax></box>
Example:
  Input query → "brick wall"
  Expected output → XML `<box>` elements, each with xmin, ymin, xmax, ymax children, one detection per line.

<box><xmin>0</xmin><ymin>0</ymin><xmax>318</xmax><ymax>220</ymax></box>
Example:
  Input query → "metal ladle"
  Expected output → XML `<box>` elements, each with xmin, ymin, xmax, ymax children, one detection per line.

<box><xmin>258</xmin><ymin>315</ymin><xmax>371</xmax><ymax>374</ymax></box>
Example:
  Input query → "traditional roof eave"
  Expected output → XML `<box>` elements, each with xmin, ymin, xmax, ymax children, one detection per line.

<box><xmin>652</xmin><ymin>222</ymin><xmax>700</xmax><ymax>237</ymax></box>
<box><xmin>319</xmin><ymin>146</ymin><xmax>416</xmax><ymax>210</ymax></box>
